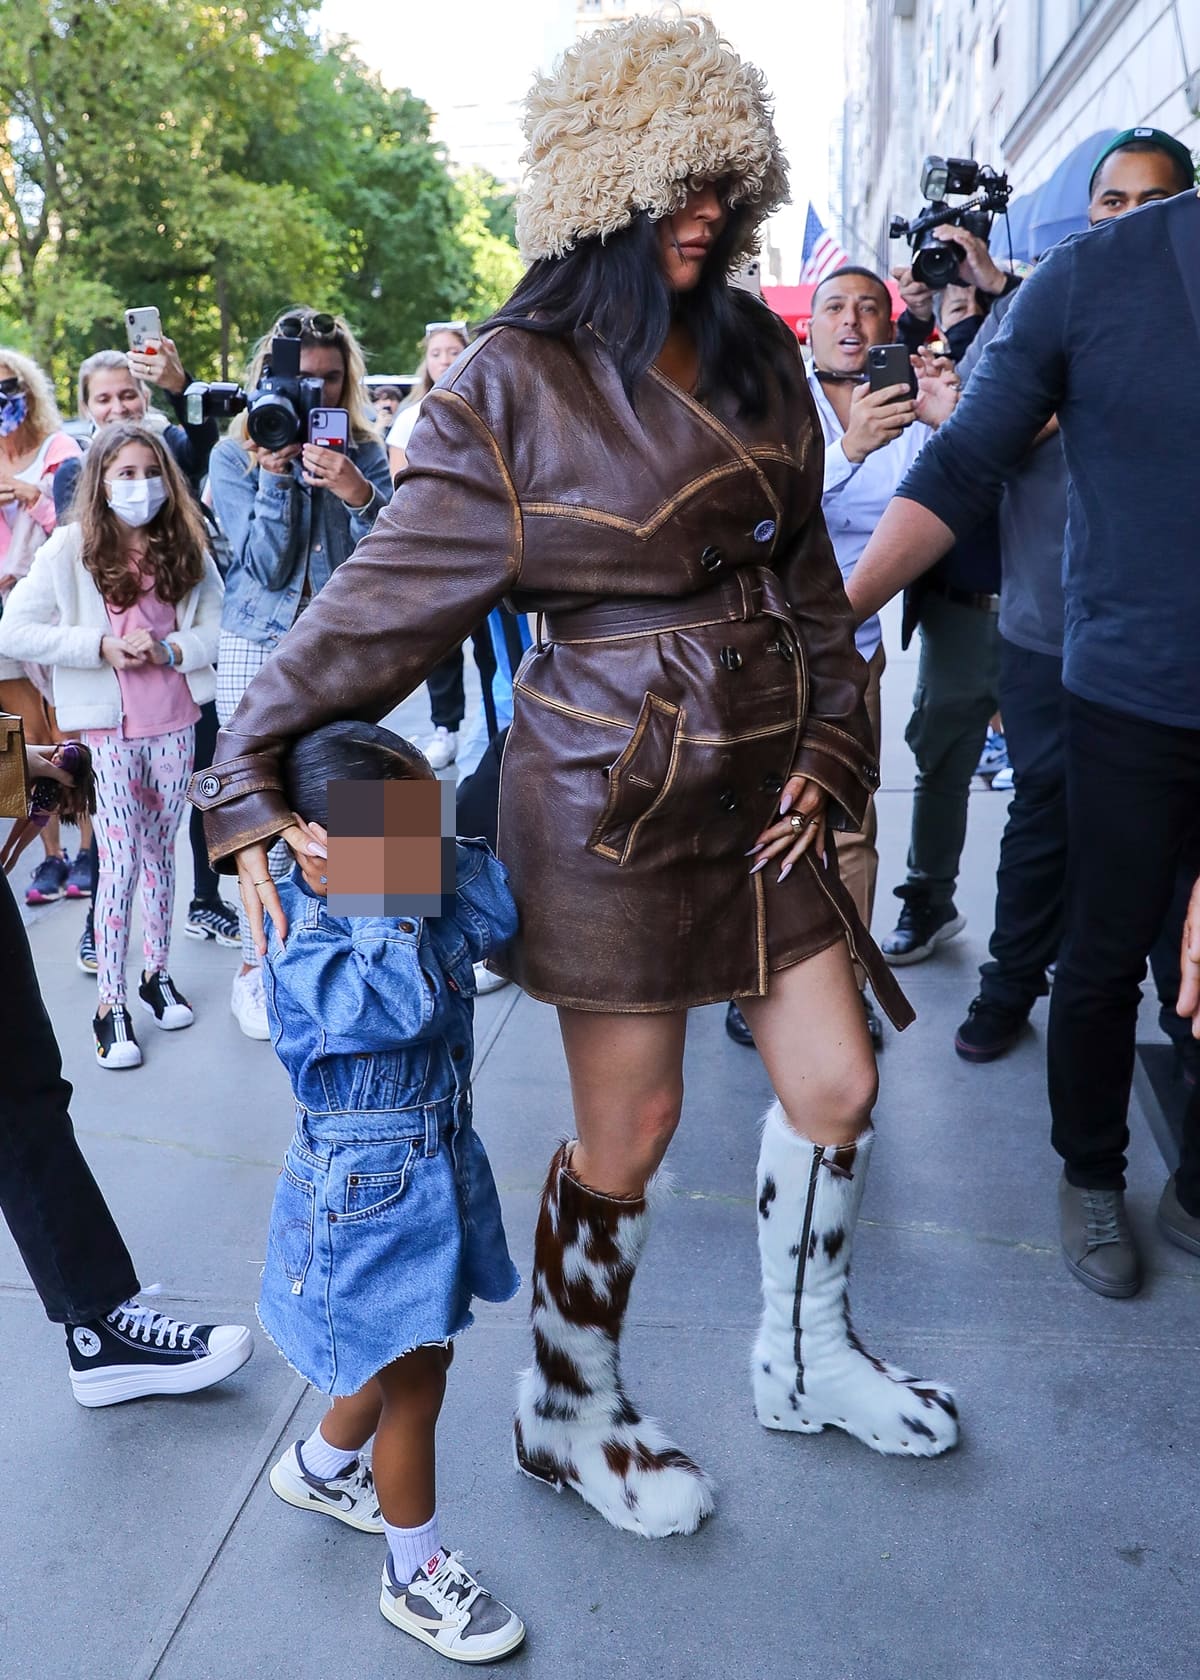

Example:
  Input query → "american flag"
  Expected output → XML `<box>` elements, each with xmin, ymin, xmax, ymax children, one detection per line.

<box><xmin>799</xmin><ymin>203</ymin><xmax>850</xmax><ymax>285</ymax></box>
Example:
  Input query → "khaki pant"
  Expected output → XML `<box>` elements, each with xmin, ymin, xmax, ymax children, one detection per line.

<box><xmin>833</xmin><ymin>643</ymin><xmax>884</xmax><ymax>984</ymax></box>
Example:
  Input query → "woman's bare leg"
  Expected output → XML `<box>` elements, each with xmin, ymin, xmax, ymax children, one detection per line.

<box><xmin>515</xmin><ymin>1005</ymin><xmax>714</xmax><ymax>1536</ymax></box>
<box><xmin>739</xmin><ymin>939</ymin><xmax>878</xmax><ymax>1144</ymax></box>
<box><xmin>557</xmin><ymin>1007</ymin><xmax>688</xmax><ymax>1196</ymax></box>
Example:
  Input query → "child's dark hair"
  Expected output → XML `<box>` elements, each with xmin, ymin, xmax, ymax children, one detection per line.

<box><xmin>283</xmin><ymin>721</ymin><xmax>433</xmax><ymax>828</ymax></box>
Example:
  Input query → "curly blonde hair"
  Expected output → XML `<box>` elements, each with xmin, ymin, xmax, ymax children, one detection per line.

<box><xmin>228</xmin><ymin>306</ymin><xmax>376</xmax><ymax>449</ymax></box>
<box><xmin>0</xmin><ymin>346</ymin><xmax>63</xmax><ymax>446</ymax></box>
<box><xmin>517</xmin><ymin>13</ymin><xmax>788</xmax><ymax>263</ymax></box>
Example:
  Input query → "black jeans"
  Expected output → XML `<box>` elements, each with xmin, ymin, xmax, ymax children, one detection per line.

<box><xmin>1048</xmin><ymin>693</ymin><xmax>1200</xmax><ymax>1210</ymax></box>
<box><xmin>978</xmin><ymin>639</ymin><xmax>1068</xmax><ymax>1014</ymax></box>
<box><xmin>0</xmin><ymin>865</ymin><xmax>138</xmax><ymax>1322</ymax></box>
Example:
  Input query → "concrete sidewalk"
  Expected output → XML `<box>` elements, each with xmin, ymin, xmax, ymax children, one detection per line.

<box><xmin>4</xmin><ymin>629</ymin><xmax>1196</xmax><ymax>1680</ymax></box>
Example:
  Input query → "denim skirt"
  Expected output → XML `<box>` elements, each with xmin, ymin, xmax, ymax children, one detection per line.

<box><xmin>258</xmin><ymin>1104</ymin><xmax>520</xmax><ymax>1396</ymax></box>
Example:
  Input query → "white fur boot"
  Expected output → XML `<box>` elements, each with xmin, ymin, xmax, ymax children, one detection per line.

<box><xmin>513</xmin><ymin>1143</ymin><xmax>715</xmax><ymax>1538</ymax></box>
<box><xmin>753</xmin><ymin>1102</ymin><xmax>959</xmax><ymax>1457</ymax></box>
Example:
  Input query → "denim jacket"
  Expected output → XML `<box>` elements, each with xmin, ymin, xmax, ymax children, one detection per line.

<box><xmin>210</xmin><ymin>433</ymin><xmax>393</xmax><ymax>649</ymax></box>
<box><xmin>263</xmin><ymin>839</ymin><xmax>518</xmax><ymax>1130</ymax></box>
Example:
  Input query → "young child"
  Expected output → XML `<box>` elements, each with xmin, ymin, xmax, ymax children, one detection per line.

<box><xmin>0</xmin><ymin>421</ymin><xmax>221</xmax><ymax>1068</ymax></box>
<box><xmin>258</xmin><ymin>719</ymin><xmax>525</xmax><ymax>1665</ymax></box>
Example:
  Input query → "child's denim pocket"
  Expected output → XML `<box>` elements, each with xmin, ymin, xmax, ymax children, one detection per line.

<box><xmin>341</xmin><ymin>1140</ymin><xmax>421</xmax><ymax>1220</ymax></box>
<box><xmin>267</xmin><ymin>1158</ymin><xmax>317</xmax><ymax>1292</ymax></box>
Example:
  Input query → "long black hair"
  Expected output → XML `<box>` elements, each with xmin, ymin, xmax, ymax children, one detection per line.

<box><xmin>486</xmin><ymin>208</ymin><xmax>799</xmax><ymax>418</ymax></box>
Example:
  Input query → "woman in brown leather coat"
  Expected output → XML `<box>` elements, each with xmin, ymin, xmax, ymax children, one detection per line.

<box><xmin>194</xmin><ymin>14</ymin><xmax>959</xmax><ymax>1540</ymax></box>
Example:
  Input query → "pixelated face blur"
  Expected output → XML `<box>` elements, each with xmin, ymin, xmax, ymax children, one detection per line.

<box><xmin>658</xmin><ymin>181</ymin><xmax>729</xmax><ymax>292</ymax></box>
<box><xmin>808</xmin><ymin>274</ymin><xmax>893</xmax><ymax>374</ymax></box>
<box><xmin>86</xmin><ymin>366</ymin><xmax>148</xmax><ymax>425</ymax></box>
<box><xmin>326</xmin><ymin>779</ymin><xmax>457</xmax><ymax>918</ymax></box>
<box><xmin>1088</xmin><ymin>149</ymin><xmax>1191</xmax><ymax>224</ymax></box>
<box><xmin>426</xmin><ymin>332</ymin><xmax>466</xmax><ymax>381</ymax></box>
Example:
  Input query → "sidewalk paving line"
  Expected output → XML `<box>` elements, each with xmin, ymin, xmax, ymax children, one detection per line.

<box><xmin>130</xmin><ymin>1372</ymin><xmax>309</xmax><ymax>1680</ymax></box>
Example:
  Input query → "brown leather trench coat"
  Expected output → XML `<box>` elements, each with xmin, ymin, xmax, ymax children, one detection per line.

<box><xmin>192</xmin><ymin>325</ymin><xmax>911</xmax><ymax>1026</ymax></box>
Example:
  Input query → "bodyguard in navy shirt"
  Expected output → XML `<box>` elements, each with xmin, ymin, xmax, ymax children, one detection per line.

<box><xmin>848</xmin><ymin>185</ymin><xmax>1200</xmax><ymax>1300</ymax></box>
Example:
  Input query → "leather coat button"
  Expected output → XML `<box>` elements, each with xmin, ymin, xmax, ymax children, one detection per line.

<box><xmin>718</xmin><ymin>788</ymin><xmax>738</xmax><ymax>812</ymax></box>
<box><xmin>753</xmin><ymin>519</ymin><xmax>777</xmax><ymax>544</ymax></box>
<box><xmin>199</xmin><ymin>774</ymin><xmax>220</xmax><ymax>799</ymax></box>
<box><xmin>763</xmin><ymin>773</ymin><xmax>785</xmax><ymax>795</ymax></box>
<box><xmin>719</xmin><ymin>646</ymin><xmax>742</xmax><ymax>671</ymax></box>
<box><xmin>770</xmin><ymin>638</ymin><xmax>795</xmax><ymax>662</ymax></box>
<box><xmin>700</xmin><ymin>545</ymin><xmax>724</xmax><ymax>572</ymax></box>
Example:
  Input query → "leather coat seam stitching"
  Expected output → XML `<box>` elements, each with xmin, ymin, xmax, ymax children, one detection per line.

<box><xmin>644</xmin><ymin>364</ymin><xmax>783</xmax><ymax>522</ymax></box>
<box><xmin>434</xmin><ymin>389</ymin><xmax>524</xmax><ymax>587</ymax></box>
<box><xmin>514</xmin><ymin>680</ymin><xmax>796</xmax><ymax>743</ymax></box>
<box><xmin>522</xmin><ymin>460</ymin><xmax>763</xmax><ymax>536</ymax></box>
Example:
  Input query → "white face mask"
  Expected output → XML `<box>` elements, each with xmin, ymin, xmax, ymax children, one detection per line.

<box><xmin>105</xmin><ymin>475</ymin><xmax>168</xmax><ymax>528</ymax></box>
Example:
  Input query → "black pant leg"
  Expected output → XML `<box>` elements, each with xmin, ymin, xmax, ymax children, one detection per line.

<box><xmin>456</xmin><ymin>727</ymin><xmax>508</xmax><ymax>854</ymax></box>
<box><xmin>471</xmin><ymin>624</ymin><xmax>499</xmax><ymax>739</ymax></box>
<box><xmin>1048</xmin><ymin>695</ymin><xmax>1200</xmax><ymax>1190</ymax></box>
<box><xmin>189</xmin><ymin>699</ymin><xmax>221</xmax><ymax>901</ymax></box>
<box><xmin>426</xmin><ymin>647</ymin><xmax>466</xmax><ymax>732</ymax></box>
<box><xmin>0</xmin><ymin>867</ymin><xmax>139</xmax><ymax>1323</ymax></box>
<box><xmin>978</xmin><ymin>640</ymin><xmax>1068</xmax><ymax>1012</ymax></box>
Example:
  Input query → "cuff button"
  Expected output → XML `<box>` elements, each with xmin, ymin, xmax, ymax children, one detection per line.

<box><xmin>199</xmin><ymin>775</ymin><xmax>220</xmax><ymax>799</ymax></box>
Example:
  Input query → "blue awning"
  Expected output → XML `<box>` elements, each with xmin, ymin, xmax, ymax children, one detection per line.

<box><xmin>1000</xmin><ymin>129</ymin><xmax>1119</xmax><ymax>261</ymax></box>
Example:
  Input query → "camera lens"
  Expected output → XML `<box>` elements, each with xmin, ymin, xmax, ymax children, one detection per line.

<box><xmin>912</xmin><ymin>238</ymin><xmax>962</xmax><ymax>289</ymax></box>
<box><xmin>247</xmin><ymin>393</ymin><xmax>300</xmax><ymax>451</ymax></box>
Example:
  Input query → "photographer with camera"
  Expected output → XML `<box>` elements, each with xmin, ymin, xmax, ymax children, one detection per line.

<box><xmin>893</xmin><ymin>223</ymin><xmax>1016</xmax><ymax>359</ymax></box>
<box><xmin>207</xmin><ymin>306</ymin><xmax>391</xmax><ymax>1039</ymax></box>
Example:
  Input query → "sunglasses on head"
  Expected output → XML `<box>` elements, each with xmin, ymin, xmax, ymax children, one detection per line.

<box><xmin>425</xmin><ymin>321</ymin><xmax>468</xmax><ymax>339</ymax></box>
<box><xmin>0</xmin><ymin>377</ymin><xmax>23</xmax><ymax>396</ymax></box>
<box><xmin>277</xmin><ymin>312</ymin><xmax>339</xmax><ymax>340</ymax></box>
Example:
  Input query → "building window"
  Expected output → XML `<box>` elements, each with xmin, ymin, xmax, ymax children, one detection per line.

<box><xmin>992</xmin><ymin>26</ymin><xmax>1001</xmax><ymax>65</ymax></box>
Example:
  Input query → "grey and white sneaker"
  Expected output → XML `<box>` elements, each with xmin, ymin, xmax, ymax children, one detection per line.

<box><xmin>424</xmin><ymin>726</ymin><xmax>458</xmax><ymax>772</ymax></box>
<box><xmin>268</xmin><ymin>1441</ymin><xmax>384</xmax><ymax>1533</ymax></box>
<box><xmin>380</xmin><ymin>1548</ymin><xmax>525</xmax><ymax>1664</ymax></box>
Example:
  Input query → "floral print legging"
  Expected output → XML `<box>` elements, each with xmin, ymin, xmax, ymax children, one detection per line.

<box><xmin>88</xmin><ymin>727</ymin><xmax>194</xmax><ymax>1006</ymax></box>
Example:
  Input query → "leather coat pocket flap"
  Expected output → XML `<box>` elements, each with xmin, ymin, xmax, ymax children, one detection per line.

<box><xmin>587</xmin><ymin>693</ymin><xmax>681</xmax><ymax>865</ymax></box>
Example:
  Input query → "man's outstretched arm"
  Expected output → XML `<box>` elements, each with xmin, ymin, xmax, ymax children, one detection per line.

<box><xmin>845</xmin><ymin>497</ymin><xmax>957</xmax><ymax>623</ymax></box>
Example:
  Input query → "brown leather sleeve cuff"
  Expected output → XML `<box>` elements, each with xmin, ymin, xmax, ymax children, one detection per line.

<box><xmin>187</xmin><ymin>756</ymin><xmax>291</xmax><ymax>872</ymax></box>
<box><xmin>791</xmin><ymin>720</ymin><xmax>880</xmax><ymax>834</ymax></box>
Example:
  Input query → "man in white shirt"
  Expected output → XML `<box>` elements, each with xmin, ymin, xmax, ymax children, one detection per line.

<box><xmin>805</xmin><ymin>267</ymin><xmax>955</xmax><ymax>1041</ymax></box>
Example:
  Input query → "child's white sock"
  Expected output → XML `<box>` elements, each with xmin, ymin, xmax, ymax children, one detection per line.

<box><xmin>385</xmin><ymin>1514</ymin><xmax>442</xmax><ymax>1584</ymax></box>
<box><xmin>301</xmin><ymin>1422</ymin><xmax>360</xmax><ymax>1481</ymax></box>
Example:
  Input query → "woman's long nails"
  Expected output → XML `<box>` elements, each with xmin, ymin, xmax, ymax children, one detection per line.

<box><xmin>745</xmin><ymin>844</ymin><xmax>764</xmax><ymax>856</ymax></box>
<box><xmin>778</xmin><ymin>862</ymin><xmax>792</xmax><ymax>883</ymax></box>
<box><xmin>307</xmin><ymin>842</ymin><xmax>328</xmax><ymax>858</ymax></box>
<box><xmin>749</xmin><ymin>857</ymin><xmax>769</xmax><ymax>875</ymax></box>
<box><xmin>779</xmin><ymin>791</ymin><xmax>794</xmax><ymax>814</ymax></box>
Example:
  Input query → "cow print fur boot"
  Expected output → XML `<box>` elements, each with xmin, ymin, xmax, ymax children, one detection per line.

<box><xmin>753</xmin><ymin>1102</ymin><xmax>959</xmax><ymax>1457</ymax></box>
<box><xmin>513</xmin><ymin>1142</ymin><xmax>715</xmax><ymax>1538</ymax></box>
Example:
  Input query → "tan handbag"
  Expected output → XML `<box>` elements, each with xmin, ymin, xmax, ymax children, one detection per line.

<box><xmin>0</xmin><ymin>713</ymin><xmax>30</xmax><ymax>819</ymax></box>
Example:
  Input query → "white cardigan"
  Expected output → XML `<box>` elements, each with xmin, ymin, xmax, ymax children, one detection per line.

<box><xmin>0</xmin><ymin>523</ymin><xmax>223</xmax><ymax>731</ymax></box>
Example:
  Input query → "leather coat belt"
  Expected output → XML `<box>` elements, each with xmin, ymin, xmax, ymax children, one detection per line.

<box><xmin>539</xmin><ymin>566</ymin><xmax>794</xmax><ymax>646</ymax></box>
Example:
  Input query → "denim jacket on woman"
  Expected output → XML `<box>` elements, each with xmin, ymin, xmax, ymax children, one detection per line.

<box><xmin>210</xmin><ymin>432</ymin><xmax>393</xmax><ymax>650</ymax></box>
<box><xmin>263</xmin><ymin>839</ymin><xmax>518</xmax><ymax>1130</ymax></box>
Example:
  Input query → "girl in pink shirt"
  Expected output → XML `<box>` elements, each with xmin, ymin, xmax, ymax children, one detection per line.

<box><xmin>2</xmin><ymin>424</ymin><xmax>222</xmax><ymax>1070</ymax></box>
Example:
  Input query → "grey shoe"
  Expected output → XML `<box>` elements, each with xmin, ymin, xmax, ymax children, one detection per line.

<box><xmin>1157</xmin><ymin>1177</ymin><xmax>1200</xmax><ymax>1257</ymax></box>
<box><xmin>1058</xmin><ymin>1176</ymin><xmax>1141</xmax><ymax>1298</ymax></box>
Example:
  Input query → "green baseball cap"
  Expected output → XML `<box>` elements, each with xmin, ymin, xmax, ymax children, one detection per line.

<box><xmin>1088</xmin><ymin>128</ymin><xmax>1196</xmax><ymax>195</ymax></box>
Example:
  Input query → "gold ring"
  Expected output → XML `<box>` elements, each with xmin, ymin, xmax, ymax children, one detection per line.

<box><xmin>789</xmin><ymin>813</ymin><xmax>807</xmax><ymax>833</ymax></box>
<box><xmin>253</xmin><ymin>879</ymin><xmax>271</xmax><ymax>887</ymax></box>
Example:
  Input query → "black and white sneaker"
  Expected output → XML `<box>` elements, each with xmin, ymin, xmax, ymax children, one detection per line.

<box><xmin>380</xmin><ymin>1548</ymin><xmax>525</xmax><ymax>1664</ymax></box>
<box><xmin>77</xmin><ymin>913</ymin><xmax>98</xmax><ymax>975</ymax></box>
<box><xmin>66</xmin><ymin>1297</ymin><xmax>253</xmax><ymax>1407</ymax></box>
<box><xmin>269</xmin><ymin>1441</ymin><xmax>384</xmax><ymax>1532</ymax></box>
<box><xmin>185</xmin><ymin>897</ymin><xmax>240</xmax><ymax>947</ymax></box>
<box><xmin>138</xmin><ymin>971</ymin><xmax>194</xmax><ymax>1031</ymax></box>
<box><xmin>93</xmin><ymin>1005</ymin><xmax>142</xmax><ymax>1070</ymax></box>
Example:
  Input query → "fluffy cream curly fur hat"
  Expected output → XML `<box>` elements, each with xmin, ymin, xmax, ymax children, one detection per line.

<box><xmin>516</xmin><ymin>11</ymin><xmax>789</xmax><ymax>264</ymax></box>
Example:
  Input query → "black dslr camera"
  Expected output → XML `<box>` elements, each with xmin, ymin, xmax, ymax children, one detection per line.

<box><xmin>185</xmin><ymin>332</ymin><xmax>324</xmax><ymax>451</ymax></box>
<box><xmin>890</xmin><ymin>156</ymin><xmax>1012</xmax><ymax>289</ymax></box>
